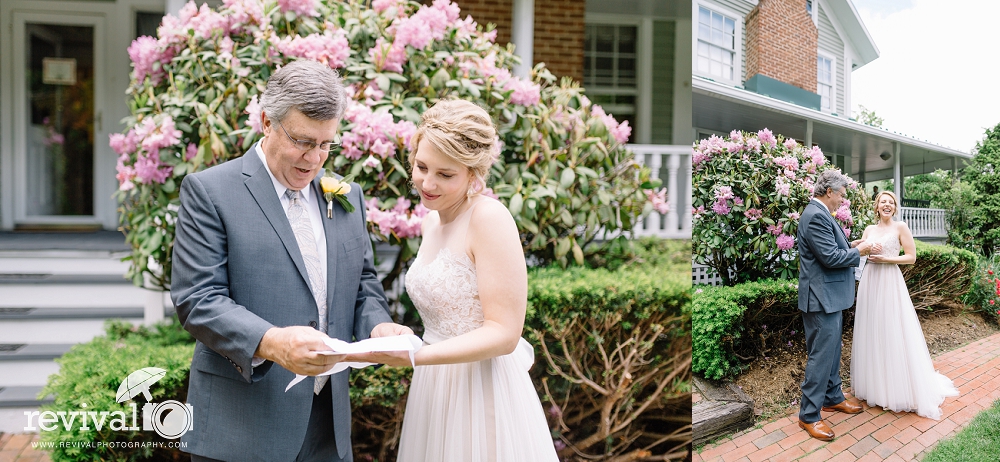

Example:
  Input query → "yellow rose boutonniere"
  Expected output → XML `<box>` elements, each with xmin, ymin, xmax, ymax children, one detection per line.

<box><xmin>321</xmin><ymin>173</ymin><xmax>355</xmax><ymax>217</ymax></box>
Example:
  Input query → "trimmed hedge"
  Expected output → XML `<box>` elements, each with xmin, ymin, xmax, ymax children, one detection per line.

<box><xmin>693</xmin><ymin>242</ymin><xmax>979</xmax><ymax>380</ymax></box>
<box><xmin>40</xmin><ymin>240</ymin><xmax>691</xmax><ymax>461</ymax></box>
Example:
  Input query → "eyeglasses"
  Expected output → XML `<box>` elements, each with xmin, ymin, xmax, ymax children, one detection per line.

<box><xmin>274</xmin><ymin>120</ymin><xmax>341</xmax><ymax>152</ymax></box>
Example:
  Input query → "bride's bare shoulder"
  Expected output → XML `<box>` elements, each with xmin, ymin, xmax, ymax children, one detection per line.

<box><xmin>468</xmin><ymin>197</ymin><xmax>517</xmax><ymax>237</ymax></box>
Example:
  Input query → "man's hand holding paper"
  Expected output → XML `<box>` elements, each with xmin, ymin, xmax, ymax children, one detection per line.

<box><xmin>285</xmin><ymin>334</ymin><xmax>423</xmax><ymax>391</ymax></box>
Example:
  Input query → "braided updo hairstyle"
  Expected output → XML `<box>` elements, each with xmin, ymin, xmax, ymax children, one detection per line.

<box><xmin>409</xmin><ymin>99</ymin><xmax>499</xmax><ymax>196</ymax></box>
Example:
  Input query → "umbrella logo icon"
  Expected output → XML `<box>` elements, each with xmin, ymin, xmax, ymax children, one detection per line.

<box><xmin>115</xmin><ymin>367</ymin><xmax>194</xmax><ymax>439</ymax></box>
<box><xmin>116</xmin><ymin>367</ymin><xmax>167</xmax><ymax>403</ymax></box>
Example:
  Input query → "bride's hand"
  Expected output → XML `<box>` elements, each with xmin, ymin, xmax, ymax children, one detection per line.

<box><xmin>370</xmin><ymin>322</ymin><xmax>415</xmax><ymax>338</ymax></box>
<box><xmin>344</xmin><ymin>350</ymin><xmax>415</xmax><ymax>368</ymax></box>
<box><xmin>867</xmin><ymin>254</ymin><xmax>884</xmax><ymax>263</ymax></box>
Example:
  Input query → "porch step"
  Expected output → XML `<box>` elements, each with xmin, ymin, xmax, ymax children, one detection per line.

<box><xmin>0</xmin><ymin>386</ymin><xmax>53</xmax><ymax>408</ymax></box>
<box><xmin>0</xmin><ymin>361</ymin><xmax>61</xmax><ymax>388</ymax></box>
<box><xmin>0</xmin><ymin>283</ymin><xmax>149</xmax><ymax>309</ymax></box>
<box><xmin>0</xmin><ymin>318</ymin><xmax>144</xmax><ymax>345</ymax></box>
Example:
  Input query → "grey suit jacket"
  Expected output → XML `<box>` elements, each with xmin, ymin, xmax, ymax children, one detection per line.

<box><xmin>171</xmin><ymin>145</ymin><xmax>392</xmax><ymax>461</ymax></box>
<box><xmin>796</xmin><ymin>200</ymin><xmax>860</xmax><ymax>313</ymax></box>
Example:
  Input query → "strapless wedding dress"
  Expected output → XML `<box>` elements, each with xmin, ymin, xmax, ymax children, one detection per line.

<box><xmin>851</xmin><ymin>233</ymin><xmax>958</xmax><ymax>419</ymax></box>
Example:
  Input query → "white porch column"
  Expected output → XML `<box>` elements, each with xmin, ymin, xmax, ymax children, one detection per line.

<box><xmin>166</xmin><ymin>0</ymin><xmax>185</xmax><ymax>16</ymax></box>
<box><xmin>511</xmin><ymin>0</ymin><xmax>535</xmax><ymax>79</ymax></box>
<box><xmin>893</xmin><ymin>141</ymin><xmax>902</xmax><ymax>200</ymax></box>
<box><xmin>805</xmin><ymin>120</ymin><xmax>813</xmax><ymax>147</ymax></box>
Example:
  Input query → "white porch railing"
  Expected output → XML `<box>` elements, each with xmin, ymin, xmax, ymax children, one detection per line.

<box><xmin>629</xmin><ymin>144</ymin><xmax>691</xmax><ymax>239</ymax></box>
<box><xmin>898</xmin><ymin>207</ymin><xmax>947</xmax><ymax>239</ymax></box>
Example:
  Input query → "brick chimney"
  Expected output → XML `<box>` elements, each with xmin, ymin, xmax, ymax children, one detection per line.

<box><xmin>745</xmin><ymin>0</ymin><xmax>818</xmax><ymax>93</ymax></box>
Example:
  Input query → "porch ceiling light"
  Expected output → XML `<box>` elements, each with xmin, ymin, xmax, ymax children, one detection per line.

<box><xmin>880</xmin><ymin>151</ymin><xmax>891</xmax><ymax>161</ymax></box>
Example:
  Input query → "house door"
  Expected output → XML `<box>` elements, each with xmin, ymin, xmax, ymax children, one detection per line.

<box><xmin>9</xmin><ymin>12</ymin><xmax>105</xmax><ymax>230</ymax></box>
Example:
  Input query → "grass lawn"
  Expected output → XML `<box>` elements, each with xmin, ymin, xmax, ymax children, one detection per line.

<box><xmin>923</xmin><ymin>399</ymin><xmax>1000</xmax><ymax>462</ymax></box>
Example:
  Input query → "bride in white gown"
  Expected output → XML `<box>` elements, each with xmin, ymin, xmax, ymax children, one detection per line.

<box><xmin>353</xmin><ymin>100</ymin><xmax>558</xmax><ymax>461</ymax></box>
<box><xmin>850</xmin><ymin>191</ymin><xmax>958</xmax><ymax>420</ymax></box>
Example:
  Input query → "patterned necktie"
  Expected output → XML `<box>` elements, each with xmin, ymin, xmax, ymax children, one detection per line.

<box><xmin>284</xmin><ymin>189</ymin><xmax>328</xmax><ymax>394</ymax></box>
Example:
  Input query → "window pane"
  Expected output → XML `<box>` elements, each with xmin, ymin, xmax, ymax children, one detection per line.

<box><xmin>698</xmin><ymin>56</ymin><xmax>710</xmax><ymax>73</ymax></box>
<box><xmin>712</xmin><ymin>29</ymin><xmax>723</xmax><ymax>47</ymax></box>
<box><xmin>699</xmin><ymin>24</ymin><xmax>711</xmax><ymax>41</ymax></box>
<box><xmin>596</xmin><ymin>26</ymin><xmax>615</xmax><ymax>53</ymax></box>
<box><xmin>618</xmin><ymin>26</ymin><xmax>636</xmax><ymax>54</ymax></box>
<box><xmin>711</xmin><ymin>60</ymin><xmax>721</xmax><ymax>77</ymax></box>
<box><xmin>724</xmin><ymin>18</ymin><xmax>735</xmax><ymax>36</ymax></box>
<box><xmin>699</xmin><ymin>7</ymin><xmax>711</xmax><ymax>26</ymax></box>
<box><xmin>712</xmin><ymin>11</ymin><xmax>722</xmax><ymax>32</ymax></box>
<box><xmin>596</xmin><ymin>56</ymin><xmax>614</xmax><ymax>72</ymax></box>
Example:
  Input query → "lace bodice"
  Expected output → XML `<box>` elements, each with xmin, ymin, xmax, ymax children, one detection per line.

<box><xmin>405</xmin><ymin>247</ymin><xmax>484</xmax><ymax>343</ymax></box>
<box><xmin>878</xmin><ymin>233</ymin><xmax>901</xmax><ymax>256</ymax></box>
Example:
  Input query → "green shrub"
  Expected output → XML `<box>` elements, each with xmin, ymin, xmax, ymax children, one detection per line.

<box><xmin>961</xmin><ymin>253</ymin><xmax>1000</xmax><ymax>325</ymax></box>
<box><xmin>585</xmin><ymin>236</ymin><xmax>691</xmax><ymax>271</ymax></box>
<box><xmin>37</xmin><ymin>320</ymin><xmax>194</xmax><ymax>462</ymax></box>
<box><xmin>692</xmin><ymin>279</ymin><xmax>797</xmax><ymax>380</ymax></box>
<box><xmin>692</xmin><ymin>242</ymin><xmax>978</xmax><ymax>380</ymax></box>
<box><xmin>902</xmin><ymin>240</ymin><xmax>978</xmax><ymax>310</ymax></box>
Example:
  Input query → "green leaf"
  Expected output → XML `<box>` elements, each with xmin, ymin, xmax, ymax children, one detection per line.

<box><xmin>508</xmin><ymin>193</ymin><xmax>524</xmax><ymax>216</ymax></box>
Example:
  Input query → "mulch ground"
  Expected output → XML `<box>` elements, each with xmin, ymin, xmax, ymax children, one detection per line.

<box><xmin>735</xmin><ymin>309</ymin><xmax>999</xmax><ymax>420</ymax></box>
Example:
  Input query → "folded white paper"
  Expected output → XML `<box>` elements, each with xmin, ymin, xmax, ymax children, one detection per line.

<box><xmin>285</xmin><ymin>334</ymin><xmax>423</xmax><ymax>392</ymax></box>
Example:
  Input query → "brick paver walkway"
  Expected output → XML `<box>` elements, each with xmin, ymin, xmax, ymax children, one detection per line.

<box><xmin>696</xmin><ymin>331</ymin><xmax>1000</xmax><ymax>461</ymax></box>
<box><xmin>0</xmin><ymin>433</ymin><xmax>50</xmax><ymax>462</ymax></box>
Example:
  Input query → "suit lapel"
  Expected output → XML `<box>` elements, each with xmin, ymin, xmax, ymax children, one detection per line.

<box><xmin>312</xmin><ymin>171</ymin><xmax>339</xmax><ymax>312</ymax></box>
<box><xmin>243</xmin><ymin>146</ymin><xmax>312</xmax><ymax>289</ymax></box>
<box><xmin>816</xmin><ymin>200</ymin><xmax>847</xmax><ymax>249</ymax></box>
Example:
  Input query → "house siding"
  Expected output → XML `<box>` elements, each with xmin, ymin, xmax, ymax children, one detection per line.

<box><xmin>817</xmin><ymin>3</ymin><xmax>845</xmax><ymax>116</ymax></box>
<box><xmin>651</xmin><ymin>20</ymin><xmax>675</xmax><ymax>144</ymax></box>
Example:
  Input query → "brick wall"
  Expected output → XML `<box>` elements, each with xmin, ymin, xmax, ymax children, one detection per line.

<box><xmin>531</xmin><ymin>0</ymin><xmax>585</xmax><ymax>82</ymax></box>
<box><xmin>745</xmin><ymin>0</ymin><xmax>817</xmax><ymax>92</ymax></box>
<box><xmin>453</xmin><ymin>0</ymin><xmax>585</xmax><ymax>82</ymax></box>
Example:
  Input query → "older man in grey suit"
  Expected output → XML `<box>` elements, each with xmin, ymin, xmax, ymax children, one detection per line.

<box><xmin>171</xmin><ymin>60</ymin><xmax>410</xmax><ymax>461</ymax></box>
<box><xmin>795</xmin><ymin>170</ymin><xmax>875</xmax><ymax>441</ymax></box>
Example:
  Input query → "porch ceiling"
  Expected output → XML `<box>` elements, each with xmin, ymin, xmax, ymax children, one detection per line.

<box><xmin>692</xmin><ymin>78</ymin><xmax>972</xmax><ymax>181</ymax></box>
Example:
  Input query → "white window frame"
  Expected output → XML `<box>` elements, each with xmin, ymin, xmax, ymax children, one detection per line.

<box><xmin>692</xmin><ymin>1</ymin><xmax>743</xmax><ymax>86</ymax></box>
<box><xmin>817</xmin><ymin>51</ymin><xmax>836</xmax><ymax>114</ymax></box>
<box><xmin>584</xmin><ymin>14</ymin><xmax>646</xmax><ymax>142</ymax></box>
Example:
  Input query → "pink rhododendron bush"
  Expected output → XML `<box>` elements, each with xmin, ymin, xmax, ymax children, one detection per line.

<box><xmin>115</xmin><ymin>0</ymin><xmax>662</xmax><ymax>289</ymax></box>
<box><xmin>691</xmin><ymin>129</ymin><xmax>875</xmax><ymax>285</ymax></box>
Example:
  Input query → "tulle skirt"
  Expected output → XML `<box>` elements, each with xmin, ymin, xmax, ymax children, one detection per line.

<box><xmin>851</xmin><ymin>262</ymin><xmax>959</xmax><ymax>420</ymax></box>
<box><xmin>396</xmin><ymin>338</ymin><xmax>559</xmax><ymax>462</ymax></box>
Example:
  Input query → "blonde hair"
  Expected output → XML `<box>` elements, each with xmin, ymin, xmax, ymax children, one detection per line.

<box><xmin>409</xmin><ymin>100</ymin><xmax>498</xmax><ymax>195</ymax></box>
<box><xmin>873</xmin><ymin>191</ymin><xmax>900</xmax><ymax>218</ymax></box>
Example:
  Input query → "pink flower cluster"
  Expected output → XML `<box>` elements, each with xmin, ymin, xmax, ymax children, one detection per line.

<box><xmin>646</xmin><ymin>188</ymin><xmax>669</xmax><ymax>214</ymax></box>
<box><xmin>276</xmin><ymin>28</ymin><xmax>350</xmax><ymax>69</ymax></box>
<box><xmin>835</xmin><ymin>199</ymin><xmax>853</xmax><ymax>225</ymax></box>
<box><xmin>112</xmin><ymin>116</ymin><xmax>182</xmax><ymax>190</ymax></box>
<box><xmin>244</xmin><ymin>95</ymin><xmax>263</xmax><ymax>134</ymax></box>
<box><xmin>712</xmin><ymin>186</ymin><xmax>735</xmax><ymax>215</ymax></box>
<box><xmin>767</xmin><ymin>224</ymin><xmax>782</xmax><ymax>235</ymax></box>
<box><xmin>744</xmin><ymin>208</ymin><xmax>762</xmax><ymax>220</ymax></box>
<box><xmin>591</xmin><ymin>105</ymin><xmax>631</xmax><ymax>144</ymax></box>
<box><xmin>340</xmin><ymin>103</ymin><xmax>417</xmax><ymax>161</ymax></box>
<box><xmin>370</xmin><ymin>0</ymin><xmax>461</xmax><ymax>72</ymax></box>
<box><xmin>783</xmin><ymin>138</ymin><xmax>798</xmax><ymax>150</ymax></box>
<box><xmin>277</xmin><ymin>0</ymin><xmax>318</xmax><ymax>17</ymax></box>
<box><xmin>366</xmin><ymin>197</ymin><xmax>429</xmax><ymax>239</ymax></box>
<box><xmin>776</xmin><ymin>234</ymin><xmax>795</xmax><ymax>250</ymax></box>
<box><xmin>128</xmin><ymin>36</ymin><xmax>174</xmax><ymax>85</ymax></box>
<box><xmin>758</xmin><ymin>129</ymin><xmax>777</xmax><ymax>148</ymax></box>
<box><xmin>504</xmin><ymin>77</ymin><xmax>541</xmax><ymax>106</ymax></box>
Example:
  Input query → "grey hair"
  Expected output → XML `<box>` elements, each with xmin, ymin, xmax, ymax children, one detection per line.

<box><xmin>260</xmin><ymin>60</ymin><xmax>347</xmax><ymax>122</ymax></box>
<box><xmin>813</xmin><ymin>170</ymin><xmax>849</xmax><ymax>197</ymax></box>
